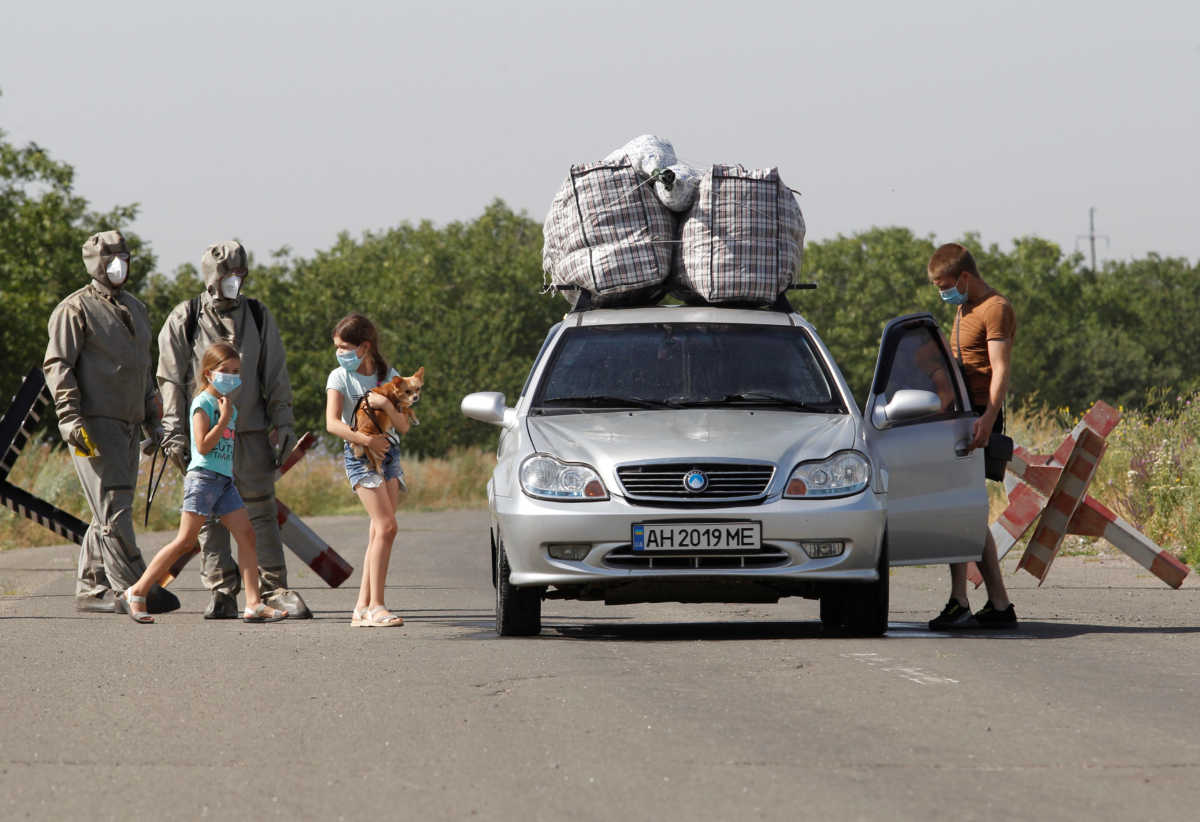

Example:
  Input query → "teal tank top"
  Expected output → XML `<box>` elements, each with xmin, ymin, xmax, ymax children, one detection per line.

<box><xmin>188</xmin><ymin>391</ymin><xmax>238</xmax><ymax>477</ymax></box>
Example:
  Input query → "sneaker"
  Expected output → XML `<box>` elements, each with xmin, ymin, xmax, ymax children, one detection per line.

<box><xmin>974</xmin><ymin>601</ymin><xmax>1018</xmax><ymax>628</ymax></box>
<box><xmin>928</xmin><ymin>599</ymin><xmax>976</xmax><ymax>630</ymax></box>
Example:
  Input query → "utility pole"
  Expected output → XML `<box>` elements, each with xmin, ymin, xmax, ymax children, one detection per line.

<box><xmin>1076</xmin><ymin>207</ymin><xmax>1110</xmax><ymax>272</ymax></box>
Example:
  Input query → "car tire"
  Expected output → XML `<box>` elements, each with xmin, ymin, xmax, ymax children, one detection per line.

<box><xmin>819</xmin><ymin>585</ymin><xmax>845</xmax><ymax>632</ymax></box>
<box><xmin>842</xmin><ymin>540</ymin><xmax>889</xmax><ymax>637</ymax></box>
<box><xmin>489</xmin><ymin>530</ymin><xmax>498</xmax><ymax>589</ymax></box>
<box><xmin>495</xmin><ymin>540</ymin><xmax>542</xmax><ymax>637</ymax></box>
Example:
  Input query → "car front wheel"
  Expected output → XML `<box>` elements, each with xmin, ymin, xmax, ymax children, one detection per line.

<box><xmin>495</xmin><ymin>539</ymin><xmax>542</xmax><ymax>637</ymax></box>
<box><xmin>842</xmin><ymin>540</ymin><xmax>889</xmax><ymax>637</ymax></box>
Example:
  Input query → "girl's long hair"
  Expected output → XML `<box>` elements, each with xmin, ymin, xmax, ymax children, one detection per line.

<box><xmin>195</xmin><ymin>341</ymin><xmax>241</xmax><ymax>397</ymax></box>
<box><xmin>333</xmin><ymin>313</ymin><xmax>389</xmax><ymax>381</ymax></box>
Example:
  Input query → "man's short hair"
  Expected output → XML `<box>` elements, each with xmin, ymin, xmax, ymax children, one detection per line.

<box><xmin>928</xmin><ymin>243</ymin><xmax>978</xmax><ymax>279</ymax></box>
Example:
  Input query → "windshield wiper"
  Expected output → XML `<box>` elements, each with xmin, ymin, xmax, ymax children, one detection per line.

<box><xmin>536</xmin><ymin>395</ymin><xmax>672</xmax><ymax>411</ymax></box>
<box><xmin>669</xmin><ymin>392</ymin><xmax>834</xmax><ymax>411</ymax></box>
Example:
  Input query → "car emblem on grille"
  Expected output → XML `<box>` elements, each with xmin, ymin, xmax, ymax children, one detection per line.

<box><xmin>683</xmin><ymin>469</ymin><xmax>709</xmax><ymax>493</ymax></box>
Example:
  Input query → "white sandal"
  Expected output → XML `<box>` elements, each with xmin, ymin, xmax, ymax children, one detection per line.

<box><xmin>242</xmin><ymin>602</ymin><xmax>288</xmax><ymax>623</ymax></box>
<box><xmin>350</xmin><ymin>606</ymin><xmax>370</xmax><ymax>627</ymax></box>
<box><xmin>122</xmin><ymin>590</ymin><xmax>154</xmax><ymax>624</ymax></box>
<box><xmin>363</xmin><ymin>606</ymin><xmax>403</xmax><ymax>627</ymax></box>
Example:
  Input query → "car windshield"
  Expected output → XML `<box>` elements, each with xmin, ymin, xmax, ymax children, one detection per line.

<box><xmin>532</xmin><ymin>323</ymin><xmax>844</xmax><ymax>414</ymax></box>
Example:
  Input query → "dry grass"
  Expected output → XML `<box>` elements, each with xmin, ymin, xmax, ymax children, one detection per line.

<box><xmin>992</xmin><ymin>397</ymin><xmax>1200</xmax><ymax>566</ymax></box>
<box><xmin>0</xmin><ymin>443</ymin><xmax>493</xmax><ymax>549</ymax></box>
<box><xmin>4</xmin><ymin>399</ymin><xmax>1197</xmax><ymax>570</ymax></box>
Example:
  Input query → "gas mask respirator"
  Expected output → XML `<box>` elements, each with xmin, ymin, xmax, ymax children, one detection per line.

<box><xmin>220</xmin><ymin>275</ymin><xmax>243</xmax><ymax>300</ymax></box>
<box><xmin>106</xmin><ymin>256</ymin><xmax>129</xmax><ymax>286</ymax></box>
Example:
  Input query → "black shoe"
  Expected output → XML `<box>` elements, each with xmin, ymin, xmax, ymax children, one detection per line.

<box><xmin>928</xmin><ymin>599</ymin><xmax>977</xmax><ymax>630</ymax></box>
<box><xmin>974</xmin><ymin>601</ymin><xmax>1018</xmax><ymax>628</ymax></box>
<box><xmin>75</xmin><ymin>591</ymin><xmax>120</xmax><ymax>613</ymax></box>
<box><xmin>146</xmin><ymin>584</ymin><xmax>181</xmax><ymax>614</ymax></box>
<box><xmin>263</xmin><ymin>589</ymin><xmax>312</xmax><ymax>619</ymax></box>
<box><xmin>203</xmin><ymin>591</ymin><xmax>239</xmax><ymax>620</ymax></box>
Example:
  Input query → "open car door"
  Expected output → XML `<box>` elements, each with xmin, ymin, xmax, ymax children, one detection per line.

<box><xmin>864</xmin><ymin>313</ymin><xmax>988</xmax><ymax>565</ymax></box>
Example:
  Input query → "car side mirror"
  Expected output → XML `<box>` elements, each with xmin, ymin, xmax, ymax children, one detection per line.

<box><xmin>872</xmin><ymin>389</ymin><xmax>943</xmax><ymax>429</ymax></box>
<box><xmin>461</xmin><ymin>392</ymin><xmax>517</xmax><ymax>428</ymax></box>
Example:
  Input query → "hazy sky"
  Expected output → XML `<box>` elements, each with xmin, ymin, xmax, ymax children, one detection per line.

<box><xmin>4</xmin><ymin>1</ymin><xmax>1197</xmax><ymax>275</ymax></box>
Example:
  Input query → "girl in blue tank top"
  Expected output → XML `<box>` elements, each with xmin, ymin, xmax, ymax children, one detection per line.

<box><xmin>120</xmin><ymin>342</ymin><xmax>288</xmax><ymax>624</ymax></box>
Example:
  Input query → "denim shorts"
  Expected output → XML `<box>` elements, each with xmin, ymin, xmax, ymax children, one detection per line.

<box><xmin>181</xmin><ymin>468</ymin><xmax>244</xmax><ymax>518</ymax></box>
<box><xmin>343</xmin><ymin>442</ymin><xmax>404</xmax><ymax>490</ymax></box>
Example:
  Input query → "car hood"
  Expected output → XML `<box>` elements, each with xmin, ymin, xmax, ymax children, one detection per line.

<box><xmin>526</xmin><ymin>410</ymin><xmax>860</xmax><ymax>487</ymax></box>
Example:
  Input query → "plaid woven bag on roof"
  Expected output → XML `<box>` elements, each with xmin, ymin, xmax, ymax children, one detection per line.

<box><xmin>673</xmin><ymin>165</ymin><xmax>805</xmax><ymax>305</ymax></box>
<box><xmin>542</xmin><ymin>160</ymin><xmax>675</xmax><ymax>305</ymax></box>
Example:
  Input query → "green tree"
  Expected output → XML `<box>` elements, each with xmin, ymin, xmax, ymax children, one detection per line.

<box><xmin>797</xmin><ymin>227</ymin><xmax>940</xmax><ymax>404</ymax></box>
<box><xmin>140</xmin><ymin>262</ymin><xmax>205</xmax><ymax>332</ymax></box>
<box><xmin>0</xmin><ymin>125</ymin><xmax>154</xmax><ymax>404</ymax></box>
<box><xmin>799</xmin><ymin>229</ymin><xmax>1199</xmax><ymax>414</ymax></box>
<box><xmin>251</xmin><ymin>200</ymin><xmax>561</xmax><ymax>457</ymax></box>
<box><xmin>253</xmin><ymin>218</ymin><xmax>1199</xmax><ymax>453</ymax></box>
<box><xmin>1084</xmin><ymin>255</ymin><xmax>1200</xmax><ymax>409</ymax></box>
<box><xmin>966</xmin><ymin>234</ymin><xmax>1088</xmax><ymax>410</ymax></box>
<box><xmin>8</xmin><ymin>117</ymin><xmax>1194</xmax><ymax>451</ymax></box>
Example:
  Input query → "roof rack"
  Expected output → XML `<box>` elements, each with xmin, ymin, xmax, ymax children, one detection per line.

<box><xmin>560</xmin><ymin>282</ymin><xmax>817</xmax><ymax>314</ymax></box>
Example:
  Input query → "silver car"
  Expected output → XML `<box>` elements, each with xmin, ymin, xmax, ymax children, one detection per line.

<box><xmin>461</xmin><ymin>305</ymin><xmax>987</xmax><ymax>636</ymax></box>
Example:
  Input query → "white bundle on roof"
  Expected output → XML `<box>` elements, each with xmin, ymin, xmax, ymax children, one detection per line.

<box><xmin>604</xmin><ymin>134</ymin><xmax>701</xmax><ymax>213</ymax></box>
<box><xmin>603</xmin><ymin>134</ymin><xmax>675</xmax><ymax>178</ymax></box>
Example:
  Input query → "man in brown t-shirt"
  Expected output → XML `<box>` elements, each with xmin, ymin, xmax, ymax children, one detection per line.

<box><xmin>926</xmin><ymin>243</ymin><xmax>1018</xmax><ymax>629</ymax></box>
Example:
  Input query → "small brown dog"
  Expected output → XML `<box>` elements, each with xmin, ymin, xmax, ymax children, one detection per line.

<box><xmin>351</xmin><ymin>367</ymin><xmax>425</xmax><ymax>473</ymax></box>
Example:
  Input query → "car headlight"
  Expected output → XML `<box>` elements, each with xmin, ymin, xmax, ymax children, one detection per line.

<box><xmin>519</xmin><ymin>454</ymin><xmax>609</xmax><ymax>501</ymax></box>
<box><xmin>784</xmin><ymin>451</ymin><xmax>870</xmax><ymax>498</ymax></box>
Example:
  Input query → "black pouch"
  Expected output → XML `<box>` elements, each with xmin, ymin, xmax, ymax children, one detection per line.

<box><xmin>984</xmin><ymin>433</ymin><xmax>1014</xmax><ymax>482</ymax></box>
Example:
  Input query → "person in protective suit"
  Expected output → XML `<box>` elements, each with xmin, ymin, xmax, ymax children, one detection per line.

<box><xmin>43</xmin><ymin>230</ymin><xmax>179</xmax><ymax>614</ymax></box>
<box><xmin>157</xmin><ymin>240</ymin><xmax>310</xmax><ymax>619</ymax></box>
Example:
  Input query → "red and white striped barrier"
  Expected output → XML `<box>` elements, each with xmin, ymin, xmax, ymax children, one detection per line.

<box><xmin>1064</xmin><ymin>496</ymin><xmax>1189</xmax><ymax>588</ymax></box>
<box><xmin>275</xmin><ymin>432</ymin><xmax>315</xmax><ymax>478</ymax></box>
<box><xmin>271</xmin><ymin>433</ymin><xmax>353</xmax><ymax>587</ymax></box>
<box><xmin>0</xmin><ymin>367</ymin><xmax>89</xmax><ymax>544</ymax></box>
<box><xmin>159</xmin><ymin>431</ymin><xmax>354</xmax><ymax>588</ymax></box>
<box><xmin>271</xmin><ymin>431</ymin><xmax>353</xmax><ymax>586</ymax></box>
<box><xmin>970</xmin><ymin>401</ymin><xmax>1188</xmax><ymax>588</ymax></box>
<box><xmin>277</xmin><ymin>499</ymin><xmax>353</xmax><ymax>587</ymax></box>
<box><xmin>2</xmin><ymin>367</ymin><xmax>356</xmax><ymax>589</ymax></box>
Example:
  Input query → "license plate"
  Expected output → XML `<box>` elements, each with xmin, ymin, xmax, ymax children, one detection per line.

<box><xmin>632</xmin><ymin>522</ymin><xmax>761</xmax><ymax>552</ymax></box>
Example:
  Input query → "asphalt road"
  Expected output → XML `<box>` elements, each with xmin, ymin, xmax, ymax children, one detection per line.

<box><xmin>1</xmin><ymin>510</ymin><xmax>1198</xmax><ymax>822</ymax></box>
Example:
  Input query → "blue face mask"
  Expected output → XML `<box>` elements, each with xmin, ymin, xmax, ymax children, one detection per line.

<box><xmin>939</xmin><ymin>277</ymin><xmax>968</xmax><ymax>305</ymax></box>
<box><xmin>336</xmin><ymin>349</ymin><xmax>362</xmax><ymax>371</ymax></box>
<box><xmin>210</xmin><ymin>371</ymin><xmax>241</xmax><ymax>395</ymax></box>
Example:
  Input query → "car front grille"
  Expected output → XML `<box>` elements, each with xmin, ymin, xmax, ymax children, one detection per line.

<box><xmin>616</xmin><ymin>461</ymin><xmax>775</xmax><ymax>504</ymax></box>
<box><xmin>603</xmin><ymin>544</ymin><xmax>791</xmax><ymax>570</ymax></box>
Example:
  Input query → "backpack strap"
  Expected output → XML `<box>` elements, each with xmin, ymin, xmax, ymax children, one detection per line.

<box><xmin>185</xmin><ymin>296</ymin><xmax>269</xmax><ymax>405</ymax></box>
<box><xmin>245</xmin><ymin>298</ymin><xmax>269</xmax><ymax>406</ymax></box>
<box><xmin>184</xmin><ymin>295</ymin><xmax>202</xmax><ymax>350</ymax></box>
<box><xmin>246</xmin><ymin>298</ymin><xmax>264</xmax><ymax>337</ymax></box>
<box><xmin>178</xmin><ymin>296</ymin><xmax>202</xmax><ymax>387</ymax></box>
<box><xmin>186</xmin><ymin>295</ymin><xmax>263</xmax><ymax>347</ymax></box>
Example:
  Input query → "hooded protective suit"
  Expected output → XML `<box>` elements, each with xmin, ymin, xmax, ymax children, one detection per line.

<box><xmin>156</xmin><ymin>241</ymin><xmax>306</xmax><ymax>616</ymax></box>
<box><xmin>43</xmin><ymin>231</ymin><xmax>166</xmax><ymax>608</ymax></box>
